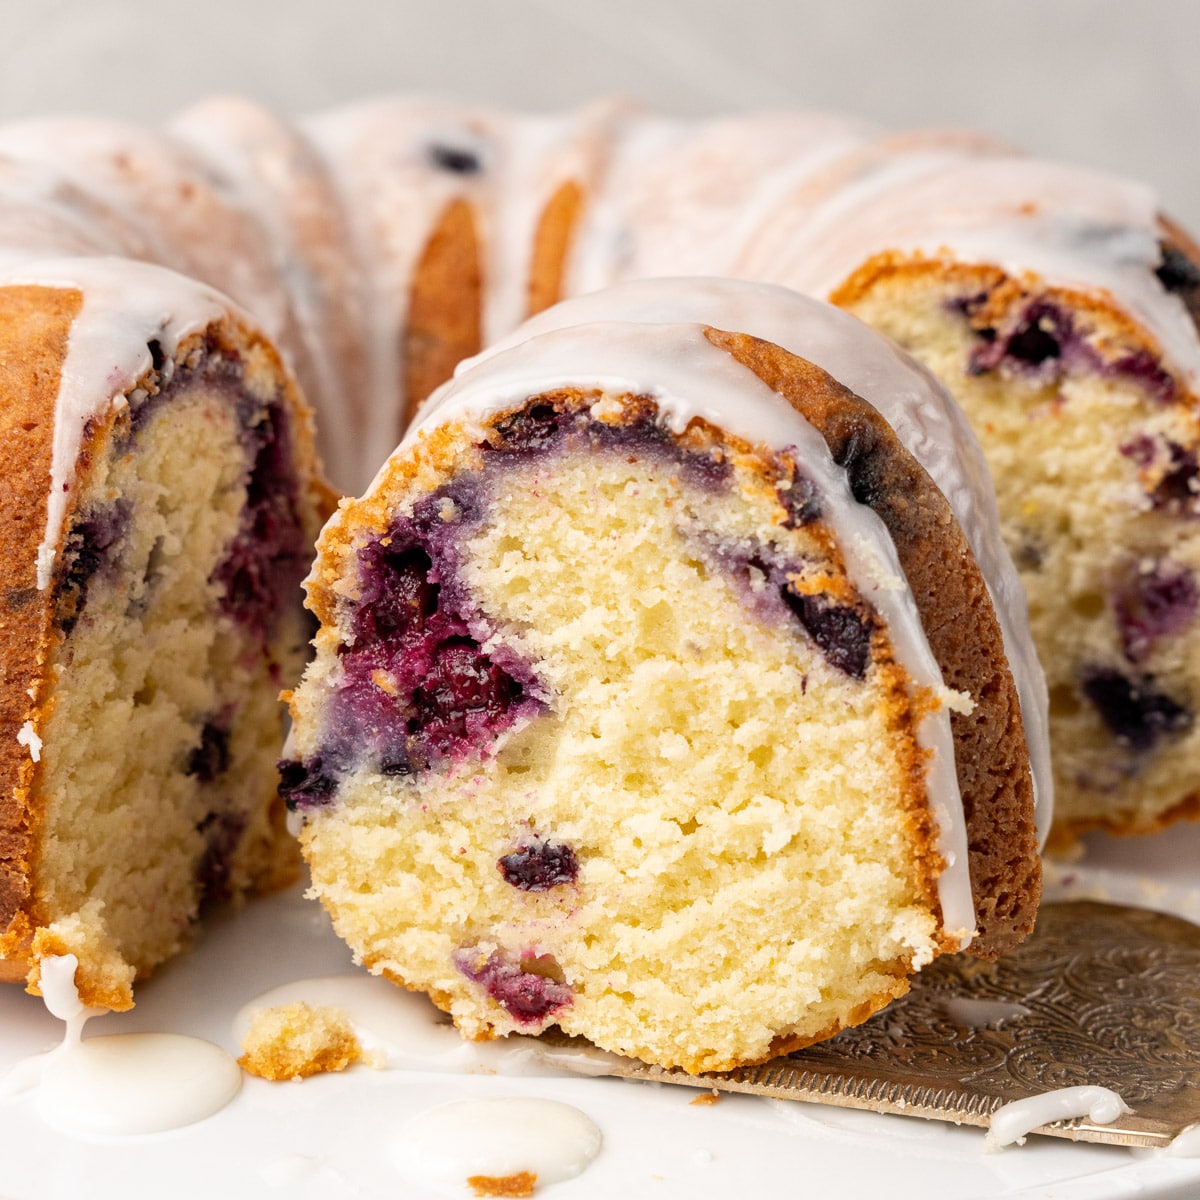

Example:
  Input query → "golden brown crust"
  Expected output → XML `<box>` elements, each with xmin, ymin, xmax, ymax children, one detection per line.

<box><xmin>527</xmin><ymin>180</ymin><xmax>584</xmax><ymax>319</ymax></box>
<box><xmin>403</xmin><ymin>198</ymin><xmax>483</xmax><ymax>433</ymax></box>
<box><xmin>467</xmin><ymin>1172</ymin><xmax>538</xmax><ymax>1199</ymax></box>
<box><xmin>0</xmin><ymin>286</ymin><xmax>81</xmax><ymax>973</ymax></box>
<box><xmin>706</xmin><ymin>328</ymin><xmax>1042</xmax><ymax>959</ymax></box>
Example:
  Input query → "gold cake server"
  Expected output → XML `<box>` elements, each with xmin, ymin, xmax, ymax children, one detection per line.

<box><xmin>546</xmin><ymin>901</ymin><xmax>1200</xmax><ymax>1148</ymax></box>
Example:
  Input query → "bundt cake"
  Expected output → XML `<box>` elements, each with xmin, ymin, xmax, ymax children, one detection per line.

<box><xmin>0</xmin><ymin>260</ymin><xmax>328</xmax><ymax>1009</ymax></box>
<box><xmin>280</xmin><ymin>278</ymin><xmax>1044</xmax><ymax>1073</ymax></box>
<box><xmin>293</xmin><ymin>101</ymin><xmax>1200</xmax><ymax>847</ymax></box>
<box><xmin>0</xmin><ymin>95</ymin><xmax>1195</xmax><ymax>1010</ymax></box>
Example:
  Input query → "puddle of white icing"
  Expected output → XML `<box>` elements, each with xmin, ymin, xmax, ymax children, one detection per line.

<box><xmin>985</xmin><ymin>1086</ymin><xmax>1132</xmax><ymax>1149</ymax></box>
<box><xmin>37</xmin><ymin>1031</ymin><xmax>242</xmax><ymax>1137</ymax></box>
<box><xmin>1168</xmin><ymin>1122</ymin><xmax>1200</xmax><ymax>1158</ymax></box>
<box><xmin>5</xmin><ymin>953</ymin><xmax>242</xmax><ymax>1137</ymax></box>
<box><xmin>233</xmin><ymin>975</ymin><xmax>628</xmax><ymax>1078</ymax></box>
<box><xmin>936</xmin><ymin>997</ymin><xmax>1032</xmax><ymax>1029</ymax></box>
<box><xmin>390</xmin><ymin>1096</ymin><xmax>602</xmax><ymax>1193</ymax></box>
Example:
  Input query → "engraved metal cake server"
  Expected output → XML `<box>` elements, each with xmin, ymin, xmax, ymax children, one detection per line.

<box><xmin>548</xmin><ymin>901</ymin><xmax>1200</xmax><ymax>1148</ymax></box>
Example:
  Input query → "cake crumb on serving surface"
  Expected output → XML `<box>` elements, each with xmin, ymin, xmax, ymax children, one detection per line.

<box><xmin>237</xmin><ymin>1001</ymin><xmax>365</xmax><ymax>1080</ymax></box>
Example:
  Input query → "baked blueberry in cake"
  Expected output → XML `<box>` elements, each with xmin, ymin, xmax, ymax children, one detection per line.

<box><xmin>282</xmin><ymin>280</ymin><xmax>1044</xmax><ymax>1073</ymax></box>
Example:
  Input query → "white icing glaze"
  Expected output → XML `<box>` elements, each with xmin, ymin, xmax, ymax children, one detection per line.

<box><xmin>390</xmin><ymin>1097</ymin><xmax>602</xmax><ymax>1192</ymax></box>
<box><xmin>985</xmin><ymin>1086</ymin><xmax>1132</xmax><ymax>1149</ymax></box>
<box><xmin>1168</xmin><ymin>1122</ymin><xmax>1200</xmax><ymax>1158</ymax></box>
<box><xmin>936</xmin><ymin>996</ymin><xmax>1031</xmax><ymax>1029</ymax></box>
<box><xmin>16</xmin><ymin>720</ymin><xmax>41</xmax><ymax>762</ymax></box>
<box><xmin>6</xmin><ymin>953</ymin><xmax>242</xmax><ymax>1137</ymax></box>
<box><xmin>37</xmin><ymin>1031</ymin><xmax>242</xmax><ymax>1137</ymax></box>
<box><xmin>466</xmin><ymin>277</ymin><xmax>1052</xmax><ymax>850</ymax></box>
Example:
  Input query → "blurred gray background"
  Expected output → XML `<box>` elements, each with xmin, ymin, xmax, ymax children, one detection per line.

<box><xmin>3</xmin><ymin>0</ymin><xmax>1197</xmax><ymax>224</ymax></box>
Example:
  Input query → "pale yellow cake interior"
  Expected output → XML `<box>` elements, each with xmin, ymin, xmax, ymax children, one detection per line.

<box><xmin>300</xmin><ymin>427</ymin><xmax>944</xmax><ymax>1072</ymax></box>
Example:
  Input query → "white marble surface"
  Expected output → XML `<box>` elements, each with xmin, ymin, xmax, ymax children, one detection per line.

<box><xmin>0</xmin><ymin>0</ymin><xmax>1197</xmax><ymax>225</ymax></box>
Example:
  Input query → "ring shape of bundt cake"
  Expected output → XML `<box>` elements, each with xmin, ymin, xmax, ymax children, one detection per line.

<box><xmin>0</xmin><ymin>259</ymin><xmax>328</xmax><ymax>1009</ymax></box>
<box><xmin>281</xmin><ymin>279</ymin><xmax>1044</xmax><ymax>1073</ymax></box>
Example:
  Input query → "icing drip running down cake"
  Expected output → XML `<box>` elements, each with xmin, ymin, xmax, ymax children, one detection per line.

<box><xmin>281</xmin><ymin>280</ymin><xmax>1044</xmax><ymax>1072</ymax></box>
<box><xmin>0</xmin><ymin>261</ymin><xmax>328</xmax><ymax>1008</ymax></box>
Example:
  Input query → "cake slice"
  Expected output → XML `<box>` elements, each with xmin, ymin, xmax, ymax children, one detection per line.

<box><xmin>281</xmin><ymin>280</ymin><xmax>1044</xmax><ymax>1073</ymax></box>
<box><xmin>0</xmin><ymin>260</ymin><xmax>329</xmax><ymax>1009</ymax></box>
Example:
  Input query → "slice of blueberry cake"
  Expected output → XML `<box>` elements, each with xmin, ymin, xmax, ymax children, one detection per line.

<box><xmin>283</xmin><ymin>280</ymin><xmax>1043</xmax><ymax>1073</ymax></box>
<box><xmin>0</xmin><ymin>260</ymin><xmax>329</xmax><ymax>1009</ymax></box>
<box><xmin>834</xmin><ymin>208</ymin><xmax>1200</xmax><ymax>848</ymax></box>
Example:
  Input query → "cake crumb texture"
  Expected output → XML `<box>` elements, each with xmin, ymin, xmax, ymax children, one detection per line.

<box><xmin>238</xmin><ymin>1001</ymin><xmax>363</xmax><ymax>1081</ymax></box>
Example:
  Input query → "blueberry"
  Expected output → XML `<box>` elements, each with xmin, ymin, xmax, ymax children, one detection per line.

<box><xmin>1153</xmin><ymin>441</ymin><xmax>1200</xmax><ymax>513</ymax></box>
<box><xmin>1004</xmin><ymin>319</ymin><xmax>1061</xmax><ymax>366</ymax></box>
<box><xmin>355</xmin><ymin>542</ymin><xmax>440</xmax><ymax>643</ymax></box>
<box><xmin>778</xmin><ymin>474</ymin><xmax>821</xmax><ymax>527</ymax></box>
<box><xmin>1155</xmin><ymin>245</ymin><xmax>1200</xmax><ymax>297</ymax></box>
<box><xmin>782</xmin><ymin>586</ymin><xmax>874</xmax><ymax>679</ymax></box>
<box><xmin>410</xmin><ymin>638</ymin><xmax>522</xmax><ymax>752</ymax></box>
<box><xmin>454</xmin><ymin>948</ymin><xmax>572</xmax><ymax>1025</ymax></box>
<box><xmin>427</xmin><ymin>143</ymin><xmax>482</xmax><ymax>175</ymax></box>
<box><xmin>1080</xmin><ymin>667</ymin><xmax>1192</xmax><ymax>752</ymax></box>
<box><xmin>498</xmin><ymin>839</ymin><xmax>579</xmax><ymax>890</ymax></box>
<box><xmin>489</xmin><ymin>403</ymin><xmax>564</xmax><ymax>453</ymax></box>
<box><xmin>1120</xmin><ymin>435</ymin><xmax>1200</xmax><ymax>514</ymax></box>
<box><xmin>968</xmin><ymin>301</ymin><xmax>1068</xmax><ymax>376</ymax></box>
<box><xmin>1115</xmin><ymin>562</ymin><xmax>1199</xmax><ymax>664</ymax></box>
<box><xmin>187</xmin><ymin>720</ymin><xmax>232</xmax><ymax>783</ymax></box>
<box><xmin>277</xmin><ymin>755</ymin><xmax>341</xmax><ymax>810</ymax></box>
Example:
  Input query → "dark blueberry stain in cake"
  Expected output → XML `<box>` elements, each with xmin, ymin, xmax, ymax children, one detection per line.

<box><xmin>277</xmin><ymin>754</ymin><xmax>343</xmax><ymax>811</ymax></box>
<box><xmin>409</xmin><ymin>638</ymin><xmax>523</xmax><ymax>758</ymax></box>
<box><xmin>147</xmin><ymin>338</ymin><xmax>166</xmax><ymax>373</ymax></box>
<box><xmin>1080</xmin><ymin>666</ymin><xmax>1193</xmax><ymax>752</ymax></box>
<box><xmin>186</xmin><ymin>719</ymin><xmax>232</xmax><ymax>783</ymax></box>
<box><xmin>968</xmin><ymin>301</ymin><xmax>1066</xmax><ymax>376</ymax></box>
<box><xmin>1120</xmin><ymin>435</ymin><xmax>1200</xmax><ymax>516</ymax></box>
<box><xmin>483</xmin><ymin>398</ymin><xmax>731</xmax><ymax>489</ymax></box>
<box><xmin>489</xmin><ymin>402</ymin><xmax>565</xmax><ymax>453</ymax></box>
<box><xmin>1119</xmin><ymin>433</ymin><xmax>1157</xmax><ymax>469</ymax></box>
<box><xmin>427</xmin><ymin>143</ymin><xmax>483</xmax><ymax>175</ymax></box>
<box><xmin>1114</xmin><ymin>562</ymin><xmax>1199</xmax><ymax>665</ymax></box>
<box><xmin>782</xmin><ymin>585</ymin><xmax>875</xmax><ymax>679</ymax></box>
<box><xmin>306</xmin><ymin>486</ymin><xmax>545</xmax><ymax>787</ymax></box>
<box><xmin>498</xmin><ymin>838</ymin><xmax>579</xmax><ymax>891</ymax></box>
<box><xmin>195</xmin><ymin>810</ymin><xmax>247</xmax><ymax>908</ymax></box>
<box><xmin>961</xmin><ymin>296</ymin><xmax>1177</xmax><ymax>403</ymax></box>
<box><xmin>354</xmin><ymin>542</ymin><xmax>440</xmax><ymax>643</ymax></box>
<box><xmin>54</xmin><ymin>499</ymin><xmax>131</xmax><ymax>636</ymax></box>
<box><xmin>213</xmin><ymin>401</ymin><xmax>311</xmax><ymax>642</ymax></box>
<box><xmin>453</xmin><ymin>948</ymin><xmax>572</xmax><ymax>1025</ymax></box>
<box><xmin>778</xmin><ymin>473</ymin><xmax>822</xmax><ymax>528</ymax></box>
<box><xmin>590</xmin><ymin>411</ymin><xmax>732</xmax><ymax>489</ymax></box>
<box><xmin>833</xmin><ymin>428</ymin><xmax>886</xmax><ymax>508</ymax></box>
